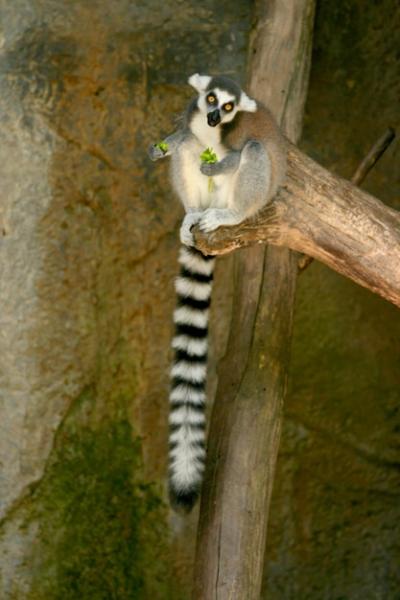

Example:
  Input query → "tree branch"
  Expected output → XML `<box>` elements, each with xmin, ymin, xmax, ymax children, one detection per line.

<box><xmin>194</xmin><ymin>143</ymin><xmax>400</xmax><ymax>308</ymax></box>
<box><xmin>351</xmin><ymin>127</ymin><xmax>395</xmax><ymax>186</ymax></box>
<box><xmin>298</xmin><ymin>126</ymin><xmax>396</xmax><ymax>272</ymax></box>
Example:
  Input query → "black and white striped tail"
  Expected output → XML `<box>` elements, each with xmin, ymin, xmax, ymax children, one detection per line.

<box><xmin>169</xmin><ymin>245</ymin><xmax>215</xmax><ymax>512</ymax></box>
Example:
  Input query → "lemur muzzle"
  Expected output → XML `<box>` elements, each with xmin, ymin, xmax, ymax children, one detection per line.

<box><xmin>207</xmin><ymin>109</ymin><xmax>221</xmax><ymax>127</ymax></box>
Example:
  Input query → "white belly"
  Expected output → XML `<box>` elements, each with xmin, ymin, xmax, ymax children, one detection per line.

<box><xmin>175</xmin><ymin>138</ymin><xmax>234</xmax><ymax>211</ymax></box>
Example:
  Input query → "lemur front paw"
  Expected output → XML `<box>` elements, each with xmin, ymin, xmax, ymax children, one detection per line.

<box><xmin>148</xmin><ymin>144</ymin><xmax>166</xmax><ymax>161</ymax></box>
<box><xmin>200</xmin><ymin>162</ymin><xmax>219</xmax><ymax>176</ymax></box>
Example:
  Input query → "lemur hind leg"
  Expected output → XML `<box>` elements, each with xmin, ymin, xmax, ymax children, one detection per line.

<box><xmin>198</xmin><ymin>208</ymin><xmax>243</xmax><ymax>233</ymax></box>
<box><xmin>199</xmin><ymin>141</ymin><xmax>271</xmax><ymax>233</ymax></box>
<box><xmin>180</xmin><ymin>211</ymin><xmax>203</xmax><ymax>245</ymax></box>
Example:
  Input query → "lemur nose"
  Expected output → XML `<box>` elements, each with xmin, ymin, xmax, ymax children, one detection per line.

<box><xmin>207</xmin><ymin>109</ymin><xmax>221</xmax><ymax>127</ymax></box>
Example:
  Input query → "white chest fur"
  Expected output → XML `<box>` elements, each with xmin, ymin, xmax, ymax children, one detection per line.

<box><xmin>173</xmin><ymin>113</ymin><xmax>234</xmax><ymax>211</ymax></box>
<box><xmin>189</xmin><ymin>112</ymin><xmax>226</xmax><ymax>158</ymax></box>
<box><xmin>177</xmin><ymin>142</ymin><xmax>235</xmax><ymax>211</ymax></box>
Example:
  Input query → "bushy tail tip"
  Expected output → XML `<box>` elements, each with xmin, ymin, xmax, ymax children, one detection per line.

<box><xmin>169</xmin><ymin>485</ymin><xmax>200</xmax><ymax>514</ymax></box>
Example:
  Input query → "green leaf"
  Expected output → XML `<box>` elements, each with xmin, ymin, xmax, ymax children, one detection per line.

<box><xmin>155</xmin><ymin>141</ymin><xmax>168</xmax><ymax>153</ymax></box>
<box><xmin>200</xmin><ymin>147</ymin><xmax>218</xmax><ymax>164</ymax></box>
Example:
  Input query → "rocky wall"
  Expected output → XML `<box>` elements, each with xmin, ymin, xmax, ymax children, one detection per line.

<box><xmin>0</xmin><ymin>1</ymin><xmax>251</xmax><ymax>597</ymax></box>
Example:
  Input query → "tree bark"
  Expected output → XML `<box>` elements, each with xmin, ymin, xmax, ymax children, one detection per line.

<box><xmin>298</xmin><ymin>126</ymin><xmax>395</xmax><ymax>272</ymax></box>
<box><xmin>192</xmin><ymin>1</ymin><xmax>316</xmax><ymax>598</ymax></box>
<box><xmin>194</xmin><ymin>144</ymin><xmax>400</xmax><ymax>308</ymax></box>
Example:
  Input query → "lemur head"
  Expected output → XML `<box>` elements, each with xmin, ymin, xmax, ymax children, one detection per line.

<box><xmin>188</xmin><ymin>73</ymin><xmax>257</xmax><ymax>127</ymax></box>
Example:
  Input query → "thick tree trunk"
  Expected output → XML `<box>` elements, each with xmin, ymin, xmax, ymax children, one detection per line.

<box><xmin>195</xmin><ymin>144</ymin><xmax>400</xmax><ymax>308</ymax></box>
<box><xmin>192</xmin><ymin>1</ymin><xmax>316</xmax><ymax>598</ymax></box>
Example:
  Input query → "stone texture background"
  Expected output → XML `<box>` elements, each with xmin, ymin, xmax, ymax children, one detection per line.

<box><xmin>0</xmin><ymin>0</ymin><xmax>398</xmax><ymax>598</ymax></box>
<box><xmin>0</xmin><ymin>1</ymin><xmax>249</xmax><ymax>598</ymax></box>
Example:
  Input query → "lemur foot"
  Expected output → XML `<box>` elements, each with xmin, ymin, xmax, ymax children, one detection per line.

<box><xmin>180</xmin><ymin>212</ymin><xmax>202</xmax><ymax>246</ymax></box>
<box><xmin>199</xmin><ymin>209</ymin><xmax>240</xmax><ymax>233</ymax></box>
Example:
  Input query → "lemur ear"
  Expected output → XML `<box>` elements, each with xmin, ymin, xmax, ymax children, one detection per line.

<box><xmin>188</xmin><ymin>73</ymin><xmax>212</xmax><ymax>93</ymax></box>
<box><xmin>239</xmin><ymin>92</ymin><xmax>257</xmax><ymax>112</ymax></box>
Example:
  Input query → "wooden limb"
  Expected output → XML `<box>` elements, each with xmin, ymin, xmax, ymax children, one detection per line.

<box><xmin>192</xmin><ymin>246</ymin><xmax>297</xmax><ymax>600</ymax></box>
<box><xmin>296</xmin><ymin>251</ymin><xmax>314</xmax><ymax>272</ymax></box>
<box><xmin>192</xmin><ymin>0</ymin><xmax>316</xmax><ymax>598</ymax></box>
<box><xmin>298</xmin><ymin>126</ymin><xmax>396</xmax><ymax>272</ymax></box>
<box><xmin>351</xmin><ymin>127</ymin><xmax>396</xmax><ymax>185</ymax></box>
<box><xmin>194</xmin><ymin>143</ymin><xmax>400</xmax><ymax>308</ymax></box>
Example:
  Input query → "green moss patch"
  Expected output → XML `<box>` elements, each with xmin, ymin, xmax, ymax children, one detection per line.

<box><xmin>29</xmin><ymin>413</ymin><xmax>170</xmax><ymax>599</ymax></box>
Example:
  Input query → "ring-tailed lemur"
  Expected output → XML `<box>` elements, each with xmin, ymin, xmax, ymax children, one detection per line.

<box><xmin>148</xmin><ymin>74</ymin><xmax>287</xmax><ymax>512</ymax></box>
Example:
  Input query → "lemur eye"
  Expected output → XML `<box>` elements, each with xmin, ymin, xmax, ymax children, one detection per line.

<box><xmin>223</xmin><ymin>102</ymin><xmax>234</xmax><ymax>112</ymax></box>
<box><xmin>207</xmin><ymin>94</ymin><xmax>216</xmax><ymax>104</ymax></box>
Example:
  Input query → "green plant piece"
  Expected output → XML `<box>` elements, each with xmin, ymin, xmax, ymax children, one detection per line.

<box><xmin>155</xmin><ymin>141</ymin><xmax>168</xmax><ymax>153</ymax></box>
<box><xmin>200</xmin><ymin>147</ymin><xmax>218</xmax><ymax>164</ymax></box>
<box><xmin>200</xmin><ymin>147</ymin><xmax>218</xmax><ymax>193</ymax></box>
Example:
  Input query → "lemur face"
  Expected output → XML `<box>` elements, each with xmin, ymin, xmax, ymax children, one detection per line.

<box><xmin>199</xmin><ymin>88</ymin><xmax>238</xmax><ymax>127</ymax></box>
<box><xmin>188</xmin><ymin>73</ymin><xmax>257</xmax><ymax>128</ymax></box>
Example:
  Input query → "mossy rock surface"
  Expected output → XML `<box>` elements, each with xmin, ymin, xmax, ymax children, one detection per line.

<box><xmin>29</xmin><ymin>414</ymin><xmax>170</xmax><ymax>599</ymax></box>
<box><xmin>0</xmin><ymin>0</ymin><xmax>250</xmax><ymax>598</ymax></box>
